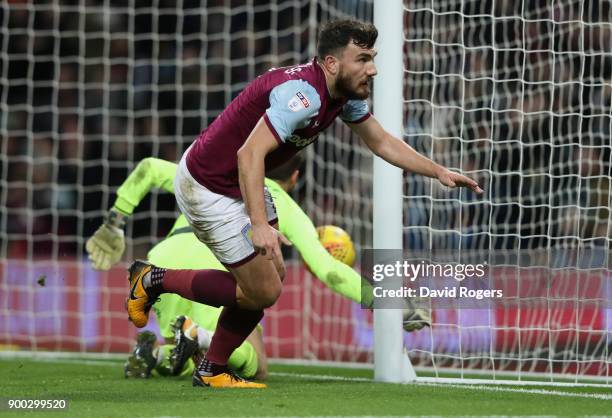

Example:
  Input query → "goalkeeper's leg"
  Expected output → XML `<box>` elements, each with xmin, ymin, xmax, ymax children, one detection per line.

<box><xmin>133</xmin><ymin>327</ymin><xmax>255</xmax><ymax>379</ymax></box>
<box><xmin>124</xmin><ymin>331</ymin><xmax>158</xmax><ymax>378</ymax></box>
<box><xmin>243</xmin><ymin>325</ymin><xmax>267</xmax><ymax>380</ymax></box>
<box><xmin>169</xmin><ymin>315</ymin><xmax>210</xmax><ymax>376</ymax></box>
<box><xmin>170</xmin><ymin>314</ymin><xmax>263</xmax><ymax>379</ymax></box>
<box><xmin>151</xmin><ymin>291</ymin><xmax>263</xmax><ymax>379</ymax></box>
<box><xmin>156</xmin><ymin>344</ymin><xmax>195</xmax><ymax>377</ymax></box>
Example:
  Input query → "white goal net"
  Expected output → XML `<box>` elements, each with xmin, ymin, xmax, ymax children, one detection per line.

<box><xmin>0</xmin><ymin>0</ymin><xmax>375</xmax><ymax>360</ymax></box>
<box><xmin>402</xmin><ymin>0</ymin><xmax>612</xmax><ymax>383</ymax></box>
<box><xmin>1</xmin><ymin>0</ymin><xmax>611</xmax><ymax>384</ymax></box>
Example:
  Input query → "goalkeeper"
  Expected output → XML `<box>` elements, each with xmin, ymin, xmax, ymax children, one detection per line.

<box><xmin>87</xmin><ymin>155</ymin><xmax>427</xmax><ymax>380</ymax></box>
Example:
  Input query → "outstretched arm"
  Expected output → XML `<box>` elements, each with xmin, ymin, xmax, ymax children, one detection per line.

<box><xmin>267</xmin><ymin>179</ymin><xmax>373</xmax><ymax>307</ymax></box>
<box><xmin>86</xmin><ymin>157</ymin><xmax>179</xmax><ymax>270</ymax></box>
<box><xmin>113</xmin><ymin>157</ymin><xmax>178</xmax><ymax>215</ymax></box>
<box><xmin>348</xmin><ymin>117</ymin><xmax>483</xmax><ymax>193</ymax></box>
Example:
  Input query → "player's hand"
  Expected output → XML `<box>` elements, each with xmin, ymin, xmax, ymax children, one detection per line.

<box><xmin>85</xmin><ymin>209</ymin><xmax>126</xmax><ymax>270</ymax></box>
<box><xmin>402</xmin><ymin>307</ymin><xmax>431</xmax><ymax>332</ymax></box>
<box><xmin>436</xmin><ymin>167</ymin><xmax>483</xmax><ymax>194</ymax></box>
<box><xmin>402</xmin><ymin>297</ymin><xmax>431</xmax><ymax>332</ymax></box>
<box><xmin>252</xmin><ymin>223</ymin><xmax>290</xmax><ymax>262</ymax></box>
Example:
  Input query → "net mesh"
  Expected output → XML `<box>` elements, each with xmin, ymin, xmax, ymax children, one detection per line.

<box><xmin>0</xmin><ymin>0</ymin><xmax>375</xmax><ymax>360</ymax></box>
<box><xmin>403</xmin><ymin>0</ymin><xmax>611</xmax><ymax>381</ymax></box>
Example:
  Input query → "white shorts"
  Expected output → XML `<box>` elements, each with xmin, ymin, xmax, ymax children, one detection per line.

<box><xmin>174</xmin><ymin>150</ymin><xmax>278</xmax><ymax>267</ymax></box>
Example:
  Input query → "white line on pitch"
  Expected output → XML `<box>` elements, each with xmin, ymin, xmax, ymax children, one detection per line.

<box><xmin>419</xmin><ymin>382</ymin><xmax>612</xmax><ymax>401</ymax></box>
<box><xmin>270</xmin><ymin>372</ymin><xmax>612</xmax><ymax>401</ymax></box>
<box><xmin>271</xmin><ymin>372</ymin><xmax>372</xmax><ymax>382</ymax></box>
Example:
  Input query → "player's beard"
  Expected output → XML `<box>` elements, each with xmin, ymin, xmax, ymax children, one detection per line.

<box><xmin>335</xmin><ymin>70</ymin><xmax>371</xmax><ymax>100</ymax></box>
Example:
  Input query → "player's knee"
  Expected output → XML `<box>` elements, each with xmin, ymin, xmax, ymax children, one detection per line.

<box><xmin>260</xmin><ymin>289</ymin><xmax>281</xmax><ymax>308</ymax></box>
<box><xmin>257</xmin><ymin>282</ymin><xmax>282</xmax><ymax>308</ymax></box>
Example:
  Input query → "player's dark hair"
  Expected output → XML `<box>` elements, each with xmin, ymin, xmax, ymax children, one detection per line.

<box><xmin>267</xmin><ymin>153</ymin><xmax>304</xmax><ymax>181</ymax></box>
<box><xmin>317</xmin><ymin>19</ymin><xmax>378</xmax><ymax>60</ymax></box>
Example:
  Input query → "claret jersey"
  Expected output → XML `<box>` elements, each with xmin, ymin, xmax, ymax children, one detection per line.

<box><xmin>186</xmin><ymin>58</ymin><xmax>371</xmax><ymax>198</ymax></box>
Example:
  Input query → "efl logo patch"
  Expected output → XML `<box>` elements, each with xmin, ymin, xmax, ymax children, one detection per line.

<box><xmin>296</xmin><ymin>91</ymin><xmax>310</xmax><ymax>108</ymax></box>
<box><xmin>288</xmin><ymin>96</ymin><xmax>303</xmax><ymax>112</ymax></box>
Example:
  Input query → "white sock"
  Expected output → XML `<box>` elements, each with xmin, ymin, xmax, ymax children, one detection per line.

<box><xmin>197</xmin><ymin>328</ymin><xmax>212</xmax><ymax>350</ymax></box>
<box><xmin>153</xmin><ymin>346</ymin><xmax>163</xmax><ymax>366</ymax></box>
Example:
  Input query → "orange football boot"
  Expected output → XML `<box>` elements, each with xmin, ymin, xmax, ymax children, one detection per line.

<box><xmin>192</xmin><ymin>369</ymin><xmax>267</xmax><ymax>389</ymax></box>
<box><xmin>126</xmin><ymin>260</ymin><xmax>156</xmax><ymax>328</ymax></box>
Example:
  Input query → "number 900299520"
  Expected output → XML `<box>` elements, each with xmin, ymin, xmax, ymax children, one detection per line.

<box><xmin>3</xmin><ymin>399</ymin><xmax>68</xmax><ymax>410</ymax></box>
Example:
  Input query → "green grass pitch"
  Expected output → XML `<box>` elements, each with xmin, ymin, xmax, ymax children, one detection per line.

<box><xmin>0</xmin><ymin>358</ymin><xmax>610</xmax><ymax>417</ymax></box>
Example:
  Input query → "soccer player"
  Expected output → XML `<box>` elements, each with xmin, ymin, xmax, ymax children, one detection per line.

<box><xmin>125</xmin><ymin>19</ymin><xmax>481</xmax><ymax>388</ymax></box>
<box><xmin>88</xmin><ymin>155</ymin><xmax>417</xmax><ymax>380</ymax></box>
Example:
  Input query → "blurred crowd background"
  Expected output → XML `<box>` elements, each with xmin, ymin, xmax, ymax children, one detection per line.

<box><xmin>1</xmin><ymin>0</ymin><xmax>371</xmax><ymax>259</ymax></box>
<box><xmin>404</xmin><ymin>0</ymin><xmax>611</xmax><ymax>253</ymax></box>
<box><xmin>1</xmin><ymin>0</ymin><xmax>611</xmax><ymax>261</ymax></box>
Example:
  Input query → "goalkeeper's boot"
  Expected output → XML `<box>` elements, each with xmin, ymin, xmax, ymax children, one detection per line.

<box><xmin>126</xmin><ymin>260</ymin><xmax>159</xmax><ymax>328</ymax></box>
<box><xmin>169</xmin><ymin>315</ymin><xmax>200</xmax><ymax>376</ymax></box>
<box><xmin>124</xmin><ymin>331</ymin><xmax>158</xmax><ymax>378</ymax></box>
<box><xmin>192</xmin><ymin>359</ymin><xmax>266</xmax><ymax>389</ymax></box>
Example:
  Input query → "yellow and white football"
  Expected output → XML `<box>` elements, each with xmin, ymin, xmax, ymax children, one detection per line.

<box><xmin>316</xmin><ymin>225</ymin><xmax>356</xmax><ymax>267</ymax></box>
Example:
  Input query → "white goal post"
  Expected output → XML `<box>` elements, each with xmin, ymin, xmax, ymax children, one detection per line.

<box><xmin>373</xmin><ymin>0</ymin><xmax>416</xmax><ymax>383</ymax></box>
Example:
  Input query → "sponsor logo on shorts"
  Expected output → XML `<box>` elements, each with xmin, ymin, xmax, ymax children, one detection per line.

<box><xmin>241</xmin><ymin>223</ymin><xmax>253</xmax><ymax>247</ymax></box>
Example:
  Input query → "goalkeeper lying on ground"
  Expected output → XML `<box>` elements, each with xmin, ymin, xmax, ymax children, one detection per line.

<box><xmin>86</xmin><ymin>155</ymin><xmax>430</xmax><ymax>379</ymax></box>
